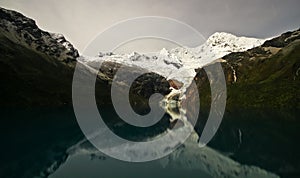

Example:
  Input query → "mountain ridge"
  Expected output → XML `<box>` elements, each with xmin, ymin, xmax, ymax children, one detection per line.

<box><xmin>0</xmin><ymin>7</ymin><xmax>79</xmax><ymax>64</ymax></box>
<box><xmin>82</xmin><ymin>31</ymin><xmax>265</xmax><ymax>87</ymax></box>
<box><xmin>0</xmin><ymin>6</ymin><xmax>299</xmax><ymax>111</ymax></box>
<box><xmin>192</xmin><ymin>28</ymin><xmax>300</xmax><ymax>110</ymax></box>
<box><xmin>0</xmin><ymin>7</ymin><xmax>171</xmax><ymax>108</ymax></box>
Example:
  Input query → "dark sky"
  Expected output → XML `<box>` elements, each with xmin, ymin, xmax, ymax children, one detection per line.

<box><xmin>1</xmin><ymin>0</ymin><xmax>299</xmax><ymax>53</ymax></box>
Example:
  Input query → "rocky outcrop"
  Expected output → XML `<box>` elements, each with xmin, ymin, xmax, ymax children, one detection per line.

<box><xmin>0</xmin><ymin>7</ymin><xmax>79</xmax><ymax>64</ymax></box>
<box><xmin>168</xmin><ymin>79</ymin><xmax>183</xmax><ymax>90</ymax></box>
<box><xmin>262</xmin><ymin>29</ymin><xmax>300</xmax><ymax>48</ymax></box>
<box><xmin>92</xmin><ymin>60</ymin><xmax>171</xmax><ymax>113</ymax></box>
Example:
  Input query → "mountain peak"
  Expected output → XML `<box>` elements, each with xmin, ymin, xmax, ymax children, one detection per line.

<box><xmin>208</xmin><ymin>32</ymin><xmax>236</xmax><ymax>40</ymax></box>
<box><xmin>0</xmin><ymin>7</ymin><xmax>79</xmax><ymax>63</ymax></box>
<box><xmin>159</xmin><ymin>48</ymin><xmax>169</xmax><ymax>56</ymax></box>
<box><xmin>86</xmin><ymin>32</ymin><xmax>266</xmax><ymax>89</ymax></box>
<box><xmin>206</xmin><ymin>32</ymin><xmax>264</xmax><ymax>48</ymax></box>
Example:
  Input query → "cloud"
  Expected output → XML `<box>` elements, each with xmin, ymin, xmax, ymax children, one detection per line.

<box><xmin>0</xmin><ymin>0</ymin><xmax>299</xmax><ymax>53</ymax></box>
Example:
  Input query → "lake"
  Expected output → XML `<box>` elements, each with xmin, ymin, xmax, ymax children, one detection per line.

<box><xmin>0</xmin><ymin>108</ymin><xmax>299</xmax><ymax>177</ymax></box>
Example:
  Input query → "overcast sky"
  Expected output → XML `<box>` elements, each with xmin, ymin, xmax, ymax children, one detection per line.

<box><xmin>1</xmin><ymin>0</ymin><xmax>299</xmax><ymax>54</ymax></box>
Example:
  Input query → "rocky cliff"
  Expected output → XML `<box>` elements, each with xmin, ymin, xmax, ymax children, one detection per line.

<box><xmin>0</xmin><ymin>7</ymin><xmax>79</xmax><ymax>64</ymax></box>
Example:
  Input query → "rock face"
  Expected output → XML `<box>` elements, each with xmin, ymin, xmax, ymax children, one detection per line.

<box><xmin>0</xmin><ymin>7</ymin><xmax>85</xmax><ymax>107</ymax></box>
<box><xmin>168</xmin><ymin>79</ymin><xmax>183</xmax><ymax>90</ymax></box>
<box><xmin>262</xmin><ymin>30</ymin><xmax>300</xmax><ymax>48</ymax></box>
<box><xmin>0</xmin><ymin>7</ymin><xmax>79</xmax><ymax>64</ymax></box>
<box><xmin>92</xmin><ymin>60</ymin><xmax>171</xmax><ymax>113</ymax></box>
<box><xmin>0</xmin><ymin>7</ymin><xmax>170</xmax><ymax>108</ymax></box>
<box><xmin>193</xmin><ymin>28</ymin><xmax>300</xmax><ymax>109</ymax></box>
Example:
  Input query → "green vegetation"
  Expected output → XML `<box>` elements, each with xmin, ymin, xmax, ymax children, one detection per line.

<box><xmin>196</xmin><ymin>34</ymin><xmax>300</xmax><ymax>110</ymax></box>
<box><xmin>0</xmin><ymin>35</ymin><xmax>75</xmax><ymax>107</ymax></box>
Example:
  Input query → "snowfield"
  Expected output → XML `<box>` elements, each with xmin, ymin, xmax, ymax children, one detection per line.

<box><xmin>79</xmin><ymin>32</ymin><xmax>265</xmax><ymax>94</ymax></box>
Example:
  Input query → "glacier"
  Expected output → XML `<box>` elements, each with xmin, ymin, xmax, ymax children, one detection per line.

<box><xmin>79</xmin><ymin>32</ymin><xmax>265</xmax><ymax>95</ymax></box>
<box><xmin>54</xmin><ymin>32</ymin><xmax>280</xmax><ymax>178</ymax></box>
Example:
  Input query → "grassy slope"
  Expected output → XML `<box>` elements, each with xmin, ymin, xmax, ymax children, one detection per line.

<box><xmin>227</xmin><ymin>40</ymin><xmax>300</xmax><ymax>109</ymax></box>
<box><xmin>0</xmin><ymin>34</ymin><xmax>75</xmax><ymax>107</ymax></box>
<box><xmin>196</xmin><ymin>40</ymin><xmax>300</xmax><ymax>110</ymax></box>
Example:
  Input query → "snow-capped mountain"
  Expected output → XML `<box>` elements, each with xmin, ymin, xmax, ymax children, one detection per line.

<box><xmin>80</xmin><ymin>32</ymin><xmax>265</xmax><ymax>94</ymax></box>
<box><xmin>0</xmin><ymin>7</ymin><xmax>79</xmax><ymax>63</ymax></box>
